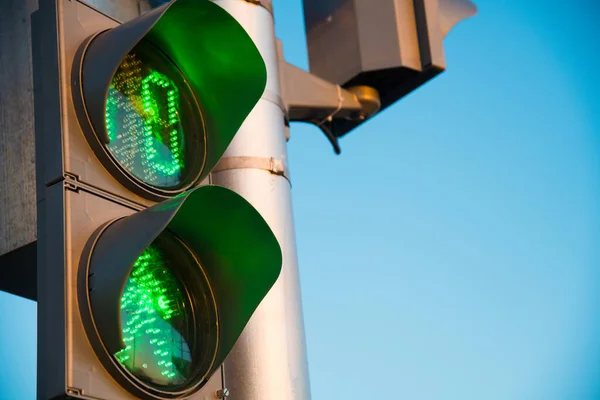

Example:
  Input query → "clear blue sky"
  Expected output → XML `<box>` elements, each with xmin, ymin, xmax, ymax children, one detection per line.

<box><xmin>1</xmin><ymin>0</ymin><xmax>599</xmax><ymax>399</ymax></box>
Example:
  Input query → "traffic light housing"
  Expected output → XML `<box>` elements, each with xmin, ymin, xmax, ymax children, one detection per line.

<box><xmin>33</xmin><ymin>0</ymin><xmax>281</xmax><ymax>399</ymax></box>
<box><xmin>301</xmin><ymin>0</ymin><xmax>477</xmax><ymax>138</ymax></box>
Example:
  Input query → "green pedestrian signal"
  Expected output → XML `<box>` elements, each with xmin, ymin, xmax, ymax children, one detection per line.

<box><xmin>33</xmin><ymin>0</ymin><xmax>281</xmax><ymax>399</ymax></box>
<box><xmin>78</xmin><ymin>186</ymin><xmax>281</xmax><ymax>398</ymax></box>
<box><xmin>103</xmin><ymin>45</ymin><xmax>205</xmax><ymax>190</ymax></box>
<box><xmin>74</xmin><ymin>0</ymin><xmax>267</xmax><ymax>200</ymax></box>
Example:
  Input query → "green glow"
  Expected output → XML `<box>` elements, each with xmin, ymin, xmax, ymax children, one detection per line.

<box><xmin>158</xmin><ymin>295</ymin><xmax>170</xmax><ymax>310</ymax></box>
<box><xmin>114</xmin><ymin>243</ymin><xmax>192</xmax><ymax>386</ymax></box>
<box><xmin>104</xmin><ymin>45</ymin><xmax>203</xmax><ymax>190</ymax></box>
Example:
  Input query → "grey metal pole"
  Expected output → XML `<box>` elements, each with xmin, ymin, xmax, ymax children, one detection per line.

<box><xmin>210</xmin><ymin>1</ymin><xmax>312</xmax><ymax>399</ymax></box>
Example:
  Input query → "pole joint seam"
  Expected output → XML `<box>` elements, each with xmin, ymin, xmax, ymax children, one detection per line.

<box><xmin>262</xmin><ymin>89</ymin><xmax>287</xmax><ymax>117</ymax></box>
<box><xmin>63</xmin><ymin>172</ymin><xmax>145</xmax><ymax>211</ymax></box>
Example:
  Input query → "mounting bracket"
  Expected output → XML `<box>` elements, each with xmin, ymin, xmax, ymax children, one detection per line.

<box><xmin>277</xmin><ymin>40</ymin><xmax>380</xmax><ymax>154</ymax></box>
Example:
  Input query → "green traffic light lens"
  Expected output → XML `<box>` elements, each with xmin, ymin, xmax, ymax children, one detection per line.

<box><xmin>104</xmin><ymin>40</ymin><xmax>205</xmax><ymax>191</ymax></box>
<box><xmin>113</xmin><ymin>231</ymin><xmax>218</xmax><ymax>391</ymax></box>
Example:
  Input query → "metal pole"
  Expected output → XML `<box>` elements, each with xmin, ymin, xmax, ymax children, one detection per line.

<box><xmin>210</xmin><ymin>1</ymin><xmax>311</xmax><ymax>399</ymax></box>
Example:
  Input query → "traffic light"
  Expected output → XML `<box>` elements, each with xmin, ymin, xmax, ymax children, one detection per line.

<box><xmin>300</xmin><ymin>0</ymin><xmax>477</xmax><ymax>139</ymax></box>
<box><xmin>33</xmin><ymin>0</ymin><xmax>281</xmax><ymax>399</ymax></box>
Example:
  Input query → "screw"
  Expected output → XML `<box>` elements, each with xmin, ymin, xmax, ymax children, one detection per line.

<box><xmin>216</xmin><ymin>388</ymin><xmax>230</xmax><ymax>399</ymax></box>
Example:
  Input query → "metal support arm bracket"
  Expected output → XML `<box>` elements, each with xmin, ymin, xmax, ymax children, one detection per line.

<box><xmin>277</xmin><ymin>40</ymin><xmax>380</xmax><ymax>154</ymax></box>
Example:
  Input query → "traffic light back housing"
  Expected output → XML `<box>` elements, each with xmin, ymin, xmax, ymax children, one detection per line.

<box><xmin>302</xmin><ymin>0</ymin><xmax>476</xmax><ymax>138</ymax></box>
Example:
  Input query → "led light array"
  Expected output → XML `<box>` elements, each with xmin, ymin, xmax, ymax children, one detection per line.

<box><xmin>105</xmin><ymin>53</ymin><xmax>185</xmax><ymax>188</ymax></box>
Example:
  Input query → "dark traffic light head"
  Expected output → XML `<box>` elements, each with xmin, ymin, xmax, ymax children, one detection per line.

<box><xmin>302</xmin><ymin>0</ymin><xmax>477</xmax><ymax>138</ymax></box>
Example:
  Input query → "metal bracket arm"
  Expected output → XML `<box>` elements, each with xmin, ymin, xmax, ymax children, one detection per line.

<box><xmin>280</xmin><ymin>61</ymin><xmax>363</xmax><ymax>124</ymax></box>
<box><xmin>277</xmin><ymin>40</ymin><xmax>380</xmax><ymax>154</ymax></box>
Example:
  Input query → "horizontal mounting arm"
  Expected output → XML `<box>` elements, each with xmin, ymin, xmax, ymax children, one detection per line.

<box><xmin>277</xmin><ymin>40</ymin><xmax>380</xmax><ymax>154</ymax></box>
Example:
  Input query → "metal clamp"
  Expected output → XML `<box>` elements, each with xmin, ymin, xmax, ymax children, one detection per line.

<box><xmin>243</xmin><ymin>0</ymin><xmax>273</xmax><ymax>15</ymax></box>
<box><xmin>212</xmin><ymin>156</ymin><xmax>291</xmax><ymax>184</ymax></box>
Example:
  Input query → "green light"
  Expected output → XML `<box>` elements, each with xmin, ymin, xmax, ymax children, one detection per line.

<box><xmin>114</xmin><ymin>240</ymin><xmax>192</xmax><ymax>387</ymax></box>
<box><xmin>158</xmin><ymin>295</ymin><xmax>170</xmax><ymax>310</ymax></box>
<box><xmin>104</xmin><ymin>41</ymin><xmax>204</xmax><ymax>191</ymax></box>
<box><xmin>107</xmin><ymin>230</ymin><xmax>220</xmax><ymax>392</ymax></box>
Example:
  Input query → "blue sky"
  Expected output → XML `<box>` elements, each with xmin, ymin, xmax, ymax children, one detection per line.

<box><xmin>276</xmin><ymin>0</ymin><xmax>600</xmax><ymax>398</ymax></box>
<box><xmin>1</xmin><ymin>0</ymin><xmax>599</xmax><ymax>399</ymax></box>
